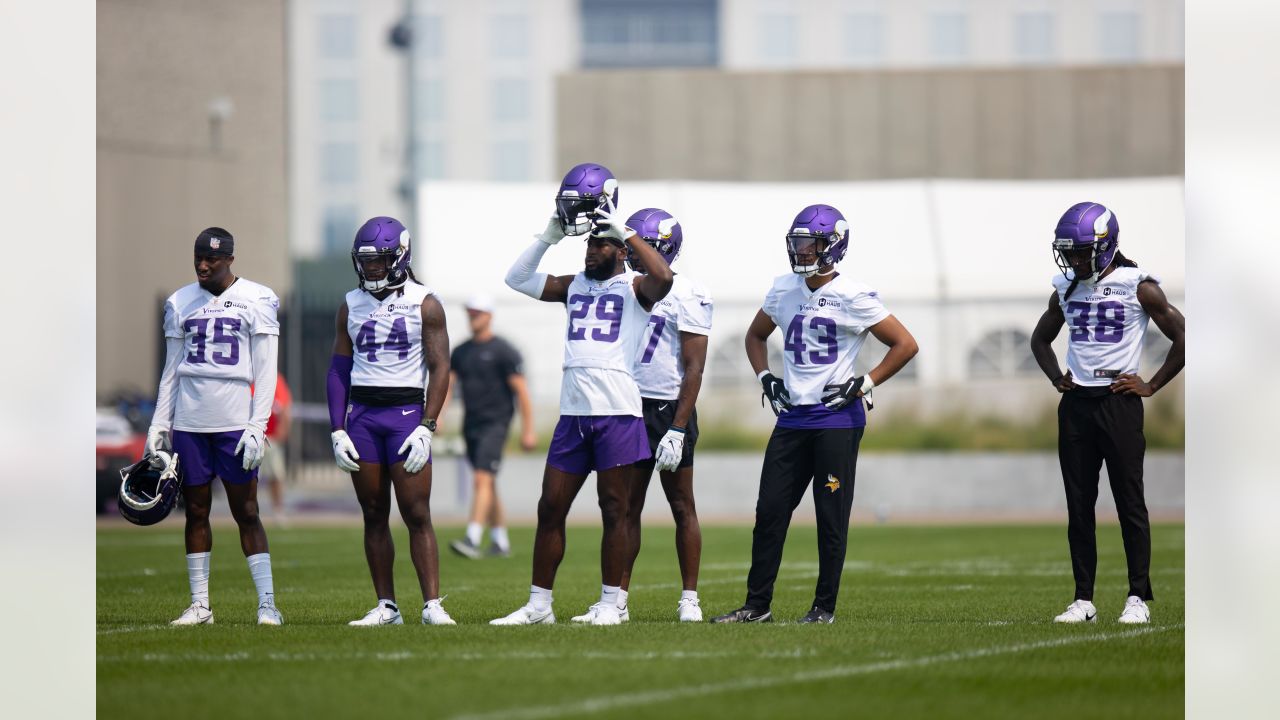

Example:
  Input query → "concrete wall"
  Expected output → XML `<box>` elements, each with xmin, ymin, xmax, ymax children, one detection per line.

<box><xmin>556</xmin><ymin>65</ymin><xmax>1183</xmax><ymax>181</ymax></box>
<box><xmin>98</xmin><ymin>0</ymin><xmax>290</xmax><ymax>398</ymax></box>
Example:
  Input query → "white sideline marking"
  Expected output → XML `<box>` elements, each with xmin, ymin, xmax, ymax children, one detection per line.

<box><xmin>446</xmin><ymin>625</ymin><xmax>1180</xmax><ymax>720</ymax></box>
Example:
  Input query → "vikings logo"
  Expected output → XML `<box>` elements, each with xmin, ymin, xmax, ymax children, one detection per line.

<box><xmin>825</xmin><ymin>474</ymin><xmax>841</xmax><ymax>493</ymax></box>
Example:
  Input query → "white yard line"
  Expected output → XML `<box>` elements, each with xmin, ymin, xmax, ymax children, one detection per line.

<box><xmin>446</xmin><ymin>625</ymin><xmax>1180</xmax><ymax>720</ymax></box>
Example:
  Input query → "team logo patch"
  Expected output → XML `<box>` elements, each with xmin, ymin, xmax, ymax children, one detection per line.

<box><xmin>825</xmin><ymin>474</ymin><xmax>841</xmax><ymax>493</ymax></box>
<box><xmin>209</xmin><ymin>237</ymin><xmax>221</xmax><ymax>249</ymax></box>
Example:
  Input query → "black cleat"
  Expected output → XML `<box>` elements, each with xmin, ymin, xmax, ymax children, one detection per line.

<box><xmin>710</xmin><ymin>606</ymin><xmax>772</xmax><ymax>624</ymax></box>
<box><xmin>797</xmin><ymin>607</ymin><xmax>835</xmax><ymax>624</ymax></box>
<box><xmin>449</xmin><ymin>538</ymin><xmax>483</xmax><ymax>560</ymax></box>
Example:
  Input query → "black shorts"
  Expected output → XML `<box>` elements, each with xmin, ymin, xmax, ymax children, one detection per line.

<box><xmin>640</xmin><ymin>397</ymin><xmax>698</xmax><ymax>469</ymax></box>
<box><xmin>463</xmin><ymin>421</ymin><xmax>510</xmax><ymax>474</ymax></box>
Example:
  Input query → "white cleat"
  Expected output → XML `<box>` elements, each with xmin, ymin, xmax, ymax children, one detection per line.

<box><xmin>1117</xmin><ymin>596</ymin><xmax>1151</xmax><ymax>624</ymax></box>
<box><xmin>571</xmin><ymin>602</ymin><xmax>627</xmax><ymax>623</ymax></box>
<box><xmin>257</xmin><ymin>598</ymin><xmax>283</xmax><ymax>626</ymax></box>
<box><xmin>422</xmin><ymin>599</ymin><xmax>456</xmax><ymax>625</ymax></box>
<box><xmin>490</xmin><ymin>604</ymin><xmax>555</xmax><ymax>625</ymax></box>
<box><xmin>677</xmin><ymin>597</ymin><xmax>703</xmax><ymax>622</ymax></box>
<box><xmin>1053</xmin><ymin>599</ymin><xmax>1098</xmax><ymax>623</ymax></box>
<box><xmin>589</xmin><ymin>603</ymin><xmax>622</xmax><ymax>626</ymax></box>
<box><xmin>349</xmin><ymin>601</ymin><xmax>403</xmax><ymax>626</ymax></box>
<box><xmin>171</xmin><ymin>601</ymin><xmax>214</xmax><ymax>626</ymax></box>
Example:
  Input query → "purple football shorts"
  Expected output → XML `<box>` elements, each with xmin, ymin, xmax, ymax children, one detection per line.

<box><xmin>346</xmin><ymin>402</ymin><xmax>432</xmax><ymax>468</ymax></box>
<box><xmin>546</xmin><ymin>415</ymin><xmax>650</xmax><ymax>475</ymax></box>
<box><xmin>172</xmin><ymin>429</ymin><xmax>257</xmax><ymax>486</ymax></box>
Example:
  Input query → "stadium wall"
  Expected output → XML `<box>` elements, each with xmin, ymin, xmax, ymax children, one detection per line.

<box><xmin>555</xmin><ymin>64</ymin><xmax>1184</xmax><ymax>181</ymax></box>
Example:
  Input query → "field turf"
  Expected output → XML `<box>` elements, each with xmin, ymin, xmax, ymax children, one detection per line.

<box><xmin>97</xmin><ymin>522</ymin><xmax>1183</xmax><ymax>719</ymax></box>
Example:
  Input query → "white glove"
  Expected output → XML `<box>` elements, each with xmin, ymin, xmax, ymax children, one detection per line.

<box><xmin>654</xmin><ymin>427</ymin><xmax>686</xmax><ymax>473</ymax></box>
<box><xmin>397</xmin><ymin>425</ymin><xmax>433</xmax><ymax>474</ymax></box>
<box><xmin>235</xmin><ymin>425</ymin><xmax>267</xmax><ymax>471</ymax></box>
<box><xmin>537</xmin><ymin>214</ymin><xmax>566</xmax><ymax>246</ymax></box>
<box><xmin>145</xmin><ymin>425</ymin><xmax>171</xmax><ymax>457</ymax></box>
<box><xmin>331</xmin><ymin>430</ymin><xmax>361</xmax><ymax>473</ymax></box>
<box><xmin>590</xmin><ymin>196</ymin><xmax>636</xmax><ymax>244</ymax></box>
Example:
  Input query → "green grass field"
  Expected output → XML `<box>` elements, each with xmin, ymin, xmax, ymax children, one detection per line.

<box><xmin>97</xmin><ymin>522</ymin><xmax>1184</xmax><ymax>719</ymax></box>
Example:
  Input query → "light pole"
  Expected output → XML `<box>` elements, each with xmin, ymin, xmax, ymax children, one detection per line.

<box><xmin>389</xmin><ymin>1</ymin><xmax>418</xmax><ymax>244</ymax></box>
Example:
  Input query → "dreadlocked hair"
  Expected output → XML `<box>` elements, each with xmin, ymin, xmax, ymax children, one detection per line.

<box><xmin>1063</xmin><ymin>250</ymin><xmax>1138</xmax><ymax>300</ymax></box>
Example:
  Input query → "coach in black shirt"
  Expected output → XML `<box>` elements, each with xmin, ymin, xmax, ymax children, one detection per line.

<box><xmin>447</xmin><ymin>294</ymin><xmax>536</xmax><ymax>559</ymax></box>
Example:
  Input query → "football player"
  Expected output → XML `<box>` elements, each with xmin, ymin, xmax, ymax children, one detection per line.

<box><xmin>712</xmin><ymin>204</ymin><xmax>918</xmax><ymax>624</ymax></box>
<box><xmin>579</xmin><ymin>208</ymin><xmax>710</xmax><ymax>624</ymax></box>
<box><xmin>491</xmin><ymin>163</ymin><xmax>673</xmax><ymax>626</ymax></box>
<box><xmin>147</xmin><ymin>227</ymin><xmax>283</xmax><ymax>626</ymax></box>
<box><xmin>1030</xmin><ymin>202</ymin><xmax>1184</xmax><ymax>625</ymax></box>
<box><xmin>327</xmin><ymin>217</ymin><xmax>455</xmax><ymax>626</ymax></box>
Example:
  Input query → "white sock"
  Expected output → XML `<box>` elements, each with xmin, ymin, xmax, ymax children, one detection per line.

<box><xmin>186</xmin><ymin>552</ymin><xmax>210</xmax><ymax>606</ymax></box>
<box><xmin>379</xmin><ymin>598</ymin><xmax>398</xmax><ymax>611</ymax></box>
<box><xmin>681</xmin><ymin>589</ymin><xmax>698</xmax><ymax>602</ymax></box>
<box><xmin>600</xmin><ymin>584</ymin><xmax>620</xmax><ymax>608</ymax></box>
<box><xmin>617</xmin><ymin>589</ymin><xmax>629</xmax><ymax>609</ymax></box>
<box><xmin>529</xmin><ymin>585</ymin><xmax>553</xmax><ymax>612</ymax></box>
<box><xmin>466</xmin><ymin>522</ymin><xmax>483</xmax><ymax>546</ymax></box>
<box><xmin>246</xmin><ymin>553</ymin><xmax>274</xmax><ymax>604</ymax></box>
<box><xmin>490</xmin><ymin>526</ymin><xmax>510</xmax><ymax>551</ymax></box>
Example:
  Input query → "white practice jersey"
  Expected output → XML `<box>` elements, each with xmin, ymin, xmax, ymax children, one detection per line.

<box><xmin>163</xmin><ymin>278</ymin><xmax>280</xmax><ymax>432</ymax></box>
<box><xmin>346</xmin><ymin>282</ymin><xmax>434</xmax><ymax>389</ymax></box>
<box><xmin>1052</xmin><ymin>267</ymin><xmax>1158</xmax><ymax>386</ymax></box>
<box><xmin>560</xmin><ymin>271</ymin><xmax>650</xmax><ymax>416</ymax></box>
<box><xmin>633</xmin><ymin>274</ymin><xmax>713</xmax><ymax>401</ymax></box>
<box><xmin>761</xmin><ymin>273</ymin><xmax>890</xmax><ymax>405</ymax></box>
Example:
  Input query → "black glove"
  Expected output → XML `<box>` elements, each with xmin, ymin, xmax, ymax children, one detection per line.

<box><xmin>821</xmin><ymin>375</ymin><xmax>872</xmax><ymax>411</ymax></box>
<box><xmin>760</xmin><ymin>372</ymin><xmax>792</xmax><ymax>416</ymax></box>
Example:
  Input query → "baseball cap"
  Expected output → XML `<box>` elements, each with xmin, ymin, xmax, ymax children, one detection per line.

<box><xmin>464</xmin><ymin>293</ymin><xmax>495</xmax><ymax>314</ymax></box>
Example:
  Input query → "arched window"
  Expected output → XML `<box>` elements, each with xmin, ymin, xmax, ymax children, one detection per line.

<box><xmin>968</xmin><ymin>328</ymin><xmax>1039</xmax><ymax>378</ymax></box>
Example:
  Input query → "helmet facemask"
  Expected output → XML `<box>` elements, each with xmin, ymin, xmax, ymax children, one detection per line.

<box><xmin>352</xmin><ymin>247</ymin><xmax>408</xmax><ymax>292</ymax></box>
<box><xmin>787</xmin><ymin>233</ymin><xmax>838</xmax><ymax>277</ymax></box>
<box><xmin>556</xmin><ymin>192</ymin><xmax>604</xmax><ymax>236</ymax></box>
<box><xmin>1053</xmin><ymin>236</ymin><xmax>1115</xmax><ymax>282</ymax></box>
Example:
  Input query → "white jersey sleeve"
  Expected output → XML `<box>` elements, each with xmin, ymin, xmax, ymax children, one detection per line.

<box><xmin>1053</xmin><ymin>267</ymin><xmax>1156</xmax><ymax>386</ymax></box>
<box><xmin>633</xmin><ymin>275</ymin><xmax>713</xmax><ymax>401</ymax></box>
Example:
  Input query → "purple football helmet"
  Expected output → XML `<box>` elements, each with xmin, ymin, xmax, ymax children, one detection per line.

<box><xmin>786</xmin><ymin>204</ymin><xmax>849</xmax><ymax>276</ymax></box>
<box><xmin>351</xmin><ymin>216</ymin><xmax>412</xmax><ymax>292</ymax></box>
<box><xmin>1053</xmin><ymin>202</ymin><xmax>1119</xmax><ymax>281</ymax></box>
<box><xmin>624</xmin><ymin>208</ymin><xmax>682</xmax><ymax>274</ymax></box>
<box><xmin>556</xmin><ymin>163</ymin><xmax>619</xmax><ymax>236</ymax></box>
<box><xmin>118</xmin><ymin>451</ymin><xmax>182</xmax><ymax>526</ymax></box>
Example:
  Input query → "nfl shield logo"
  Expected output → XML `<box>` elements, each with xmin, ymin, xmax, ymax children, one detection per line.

<box><xmin>210</xmin><ymin>237</ymin><xmax>221</xmax><ymax>249</ymax></box>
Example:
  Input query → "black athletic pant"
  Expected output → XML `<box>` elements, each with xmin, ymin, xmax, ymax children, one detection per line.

<box><xmin>1058</xmin><ymin>389</ymin><xmax>1153</xmax><ymax>602</ymax></box>
<box><xmin>745</xmin><ymin>425</ymin><xmax>862</xmax><ymax>614</ymax></box>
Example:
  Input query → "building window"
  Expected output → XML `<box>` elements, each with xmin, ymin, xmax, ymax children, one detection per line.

<box><xmin>1013</xmin><ymin>12</ymin><xmax>1054</xmax><ymax>63</ymax></box>
<box><xmin>492</xmin><ymin>77</ymin><xmax>529</xmax><ymax>123</ymax></box>
<box><xmin>491</xmin><ymin>140</ymin><xmax>529</xmax><ymax>181</ymax></box>
<box><xmin>321</xmin><ymin>142</ymin><xmax>358</xmax><ymax>185</ymax></box>
<box><xmin>929</xmin><ymin>12</ymin><xmax>968</xmax><ymax>63</ymax></box>
<box><xmin>844</xmin><ymin>13</ymin><xmax>885</xmax><ymax>64</ymax></box>
<box><xmin>319</xmin><ymin>78</ymin><xmax>358</xmax><ymax>123</ymax></box>
<box><xmin>418</xmin><ymin>139</ymin><xmax>446</xmax><ymax>180</ymax></box>
<box><xmin>415</xmin><ymin>14</ymin><xmax>444</xmax><ymax>60</ymax></box>
<box><xmin>1098</xmin><ymin>11</ymin><xmax>1141</xmax><ymax>61</ymax></box>
<box><xmin>968</xmin><ymin>329</ymin><xmax>1038</xmax><ymax>378</ymax></box>
<box><xmin>492</xmin><ymin>15</ymin><xmax>529</xmax><ymax>59</ymax></box>
<box><xmin>322</xmin><ymin>204</ymin><xmax>359</xmax><ymax>255</ymax></box>
<box><xmin>758</xmin><ymin>13</ymin><xmax>797</xmax><ymax>64</ymax></box>
<box><xmin>415</xmin><ymin>77</ymin><xmax>446</xmax><ymax>125</ymax></box>
<box><xmin>581</xmin><ymin>0</ymin><xmax>718</xmax><ymax>68</ymax></box>
<box><xmin>318</xmin><ymin>15</ymin><xmax>357</xmax><ymax>60</ymax></box>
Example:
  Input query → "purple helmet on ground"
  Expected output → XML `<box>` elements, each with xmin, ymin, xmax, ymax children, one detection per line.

<box><xmin>786</xmin><ymin>204</ymin><xmax>849</xmax><ymax>276</ymax></box>
<box><xmin>624</xmin><ymin>208</ymin><xmax>682</xmax><ymax>274</ymax></box>
<box><xmin>1053</xmin><ymin>202</ymin><xmax>1119</xmax><ymax>281</ymax></box>
<box><xmin>351</xmin><ymin>216</ymin><xmax>412</xmax><ymax>292</ymax></box>
<box><xmin>117</xmin><ymin>451</ymin><xmax>182</xmax><ymax>526</ymax></box>
<box><xmin>556</xmin><ymin>163</ymin><xmax>619</xmax><ymax>236</ymax></box>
